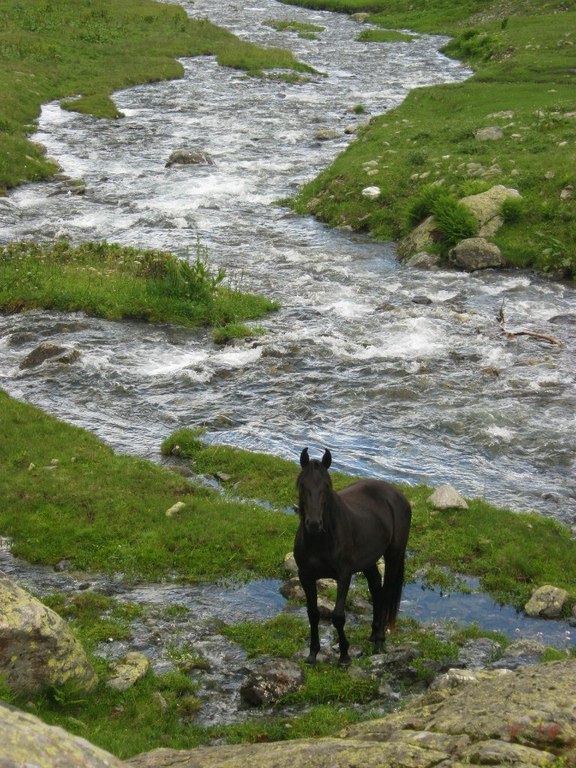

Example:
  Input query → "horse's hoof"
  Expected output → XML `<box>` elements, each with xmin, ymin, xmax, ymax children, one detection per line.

<box><xmin>337</xmin><ymin>656</ymin><xmax>351</xmax><ymax>668</ymax></box>
<box><xmin>305</xmin><ymin>655</ymin><xmax>317</xmax><ymax>666</ymax></box>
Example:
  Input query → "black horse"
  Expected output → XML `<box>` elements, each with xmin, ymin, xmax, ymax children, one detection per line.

<box><xmin>294</xmin><ymin>447</ymin><xmax>411</xmax><ymax>666</ymax></box>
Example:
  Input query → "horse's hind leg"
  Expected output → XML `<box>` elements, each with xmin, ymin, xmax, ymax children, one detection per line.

<box><xmin>363</xmin><ymin>564</ymin><xmax>385</xmax><ymax>653</ymax></box>
<box><xmin>300</xmin><ymin>575</ymin><xmax>321</xmax><ymax>665</ymax></box>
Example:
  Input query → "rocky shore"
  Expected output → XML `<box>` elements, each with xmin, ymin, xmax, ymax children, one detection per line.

<box><xmin>2</xmin><ymin>657</ymin><xmax>575</xmax><ymax>767</ymax></box>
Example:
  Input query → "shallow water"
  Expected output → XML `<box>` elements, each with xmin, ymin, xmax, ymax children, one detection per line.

<box><xmin>1</xmin><ymin>536</ymin><xmax>573</xmax><ymax>726</ymax></box>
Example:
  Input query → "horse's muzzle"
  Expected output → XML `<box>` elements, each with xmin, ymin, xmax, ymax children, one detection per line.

<box><xmin>305</xmin><ymin>519</ymin><xmax>324</xmax><ymax>535</ymax></box>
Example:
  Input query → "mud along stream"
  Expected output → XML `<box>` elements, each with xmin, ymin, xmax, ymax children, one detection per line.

<box><xmin>0</xmin><ymin>0</ymin><xmax>575</xmax><ymax>724</ymax></box>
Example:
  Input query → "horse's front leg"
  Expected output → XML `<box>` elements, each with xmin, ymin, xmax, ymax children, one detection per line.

<box><xmin>300</xmin><ymin>575</ymin><xmax>321</xmax><ymax>665</ymax></box>
<box><xmin>333</xmin><ymin>572</ymin><xmax>352</xmax><ymax>666</ymax></box>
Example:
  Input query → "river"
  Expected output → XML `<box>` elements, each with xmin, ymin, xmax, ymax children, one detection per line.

<box><xmin>0</xmin><ymin>0</ymin><xmax>575</xmax><ymax>531</ymax></box>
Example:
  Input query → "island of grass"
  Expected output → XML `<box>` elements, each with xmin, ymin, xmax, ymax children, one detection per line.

<box><xmin>283</xmin><ymin>0</ymin><xmax>576</xmax><ymax>278</ymax></box>
<box><xmin>0</xmin><ymin>240</ymin><xmax>278</xmax><ymax>340</ymax></box>
<box><xmin>263</xmin><ymin>19</ymin><xmax>326</xmax><ymax>39</ymax></box>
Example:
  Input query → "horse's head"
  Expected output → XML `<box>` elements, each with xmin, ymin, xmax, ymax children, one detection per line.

<box><xmin>297</xmin><ymin>447</ymin><xmax>333</xmax><ymax>535</ymax></box>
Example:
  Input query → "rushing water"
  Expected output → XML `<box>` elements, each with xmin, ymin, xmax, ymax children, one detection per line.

<box><xmin>0</xmin><ymin>0</ymin><xmax>575</xmax><ymax>531</ymax></box>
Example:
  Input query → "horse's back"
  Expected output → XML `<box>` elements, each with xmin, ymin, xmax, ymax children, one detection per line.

<box><xmin>338</xmin><ymin>479</ymin><xmax>411</xmax><ymax>545</ymax></box>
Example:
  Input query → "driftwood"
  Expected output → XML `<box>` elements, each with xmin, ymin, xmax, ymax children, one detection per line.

<box><xmin>497</xmin><ymin>305</ymin><xmax>561</xmax><ymax>346</ymax></box>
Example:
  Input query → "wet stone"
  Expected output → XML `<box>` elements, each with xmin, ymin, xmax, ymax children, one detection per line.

<box><xmin>240</xmin><ymin>658</ymin><xmax>304</xmax><ymax>707</ymax></box>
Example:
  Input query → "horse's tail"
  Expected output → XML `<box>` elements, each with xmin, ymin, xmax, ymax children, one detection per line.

<box><xmin>381</xmin><ymin>550</ymin><xmax>406</xmax><ymax>631</ymax></box>
<box><xmin>382</xmin><ymin>494</ymin><xmax>411</xmax><ymax>631</ymax></box>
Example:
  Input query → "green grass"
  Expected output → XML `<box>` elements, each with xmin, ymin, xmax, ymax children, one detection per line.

<box><xmin>356</xmin><ymin>29</ymin><xmax>415</xmax><ymax>43</ymax></box>
<box><xmin>0</xmin><ymin>0</ymin><xmax>315</xmax><ymax>193</ymax></box>
<box><xmin>0</xmin><ymin>240</ymin><xmax>278</xmax><ymax>328</ymax></box>
<box><xmin>4</xmin><ymin>398</ymin><xmax>576</xmax><ymax>610</ymax></box>
<box><xmin>0</xmin><ymin>392</ymin><xmax>293</xmax><ymax>581</ymax></box>
<box><xmin>284</xmin><ymin>0</ymin><xmax>576</xmax><ymax>277</ymax></box>
<box><xmin>263</xmin><ymin>19</ymin><xmax>326</xmax><ymax>39</ymax></box>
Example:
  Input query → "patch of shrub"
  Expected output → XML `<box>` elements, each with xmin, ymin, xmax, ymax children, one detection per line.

<box><xmin>406</xmin><ymin>184</ymin><xmax>450</xmax><ymax>227</ymax></box>
<box><xmin>443</xmin><ymin>28</ymin><xmax>501</xmax><ymax>62</ymax></box>
<box><xmin>433</xmin><ymin>196</ymin><xmax>479</xmax><ymax>249</ymax></box>
<box><xmin>500</xmin><ymin>197</ymin><xmax>524</xmax><ymax>224</ymax></box>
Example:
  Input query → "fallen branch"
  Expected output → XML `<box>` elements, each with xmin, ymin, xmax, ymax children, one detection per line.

<box><xmin>497</xmin><ymin>304</ymin><xmax>561</xmax><ymax>346</ymax></box>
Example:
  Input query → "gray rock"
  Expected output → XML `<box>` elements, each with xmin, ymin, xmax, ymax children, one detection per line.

<box><xmin>405</xmin><ymin>251</ymin><xmax>442</xmax><ymax>270</ymax></box>
<box><xmin>460</xmin><ymin>184</ymin><xmax>521</xmax><ymax>237</ymax></box>
<box><xmin>448</xmin><ymin>237</ymin><xmax>503</xmax><ymax>271</ymax></box>
<box><xmin>0</xmin><ymin>572</ymin><xmax>98</xmax><ymax>695</ymax></box>
<box><xmin>240</xmin><ymin>658</ymin><xmax>304</xmax><ymax>707</ymax></box>
<box><xmin>0</xmin><ymin>702</ymin><xmax>124</xmax><ymax>768</ymax></box>
<box><xmin>20</xmin><ymin>342</ymin><xmax>81</xmax><ymax>369</ymax></box>
<box><xmin>165</xmin><ymin>150</ymin><xmax>214</xmax><ymax>168</ymax></box>
<box><xmin>106</xmin><ymin>652</ymin><xmax>150</xmax><ymax>691</ymax></box>
<box><xmin>475</xmin><ymin>126</ymin><xmax>504</xmax><ymax>141</ymax></box>
<box><xmin>525</xmin><ymin>585</ymin><xmax>570</xmax><ymax>619</ymax></box>
<box><xmin>489</xmin><ymin>639</ymin><xmax>547</xmax><ymax>670</ymax></box>
<box><xmin>315</xmin><ymin>129</ymin><xmax>340</xmax><ymax>141</ymax></box>
<box><xmin>428</xmin><ymin>484</ymin><xmax>469</xmax><ymax>510</ymax></box>
<box><xmin>361</xmin><ymin>185</ymin><xmax>381</xmax><ymax>199</ymax></box>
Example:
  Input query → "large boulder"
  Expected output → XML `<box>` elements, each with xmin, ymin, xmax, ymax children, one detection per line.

<box><xmin>128</xmin><ymin>660</ymin><xmax>576</xmax><ymax>768</ymax></box>
<box><xmin>0</xmin><ymin>702</ymin><xmax>124</xmax><ymax>768</ymax></box>
<box><xmin>460</xmin><ymin>185</ymin><xmax>521</xmax><ymax>237</ymax></box>
<box><xmin>19</xmin><ymin>342</ymin><xmax>81</xmax><ymax>370</ymax></box>
<box><xmin>0</xmin><ymin>572</ymin><xmax>98</xmax><ymax>695</ymax></box>
<box><xmin>428</xmin><ymin>484</ymin><xmax>468</xmax><ymax>510</ymax></box>
<box><xmin>240</xmin><ymin>658</ymin><xmax>304</xmax><ymax>707</ymax></box>
<box><xmin>398</xmin><ymin>185</ymin><xmax>520</xmax><ymax>263</ymax></box>
<box><xmin>165</xmin><ymin>150</ymin><xmax>214</xmax><ymax>168</ymax></box>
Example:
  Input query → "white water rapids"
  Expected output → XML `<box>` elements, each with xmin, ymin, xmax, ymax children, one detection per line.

<box><xmin>0</xmin><ymin>0</ymin><xmax>575</xmax><ymax>525</ymax></box>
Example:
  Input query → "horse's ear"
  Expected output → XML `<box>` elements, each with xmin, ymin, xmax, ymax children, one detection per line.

<box><xmin>322</xmin><ymin>449</ymin><xmax>332</xmax><ymax>469</ymax></box>
<box><xmin>300</xmin><ymin>447</ymin><xmax>310</xmax><ymax>468</ymax></box>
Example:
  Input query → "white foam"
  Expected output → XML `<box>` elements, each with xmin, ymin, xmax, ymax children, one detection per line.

<box><xmin>214</xmin><ymin>347</ymin><xmax>262</xmax><ymax>368</ymax></box>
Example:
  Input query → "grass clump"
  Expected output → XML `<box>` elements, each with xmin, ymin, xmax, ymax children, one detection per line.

<box><xmin>432</xmin><ymin>194</ymin><xmax>479</xmax><ymax>250</ymax></box>
<box><xmin>212</xmin><ymin>323</ymin><xmax>265</xmax><ymax>345</ymax></box>
<box><xmin>356</xmin><ymin>29</ymin><xmax>415</xmax><ymax>43</ymax></box>
<box><xmin>0</xmin><ymin>240</ymin><xmax>278</xmax><ymax>328</ymax></box>
<box><xmin>264</xmin><ymin>19</ymin><xmax>325</xmax><ymax>39</ymax></box>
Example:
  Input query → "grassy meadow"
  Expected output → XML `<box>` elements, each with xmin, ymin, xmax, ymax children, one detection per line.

<box><xmin>286</xmin><ymin>0</ymin><xmax>576</xmax><ymax>277</ymax></box>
